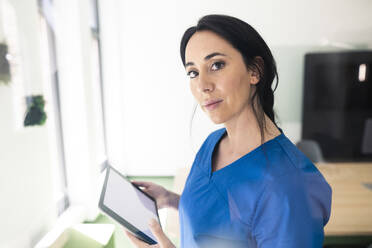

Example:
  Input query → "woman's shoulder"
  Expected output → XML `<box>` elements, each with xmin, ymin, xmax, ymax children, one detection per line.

<box><xmin>264</xmin><ymin>132</ymin><xmax>326</xmax><ymax>179</ymax></box>
<box><xmin>260</xmin><ymin>132</ymin><xmax>332</xmax><ymax>202</ymax></box>
<box><xmin>259</xmin><ymin>133</ymin><xmax>333</xmax><ymax>222</ymax></box>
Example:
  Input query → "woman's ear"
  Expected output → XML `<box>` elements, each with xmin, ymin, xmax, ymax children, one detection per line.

<box><xmin>250</xmin><ymin>56</ymin><xmax>264</xmax><ymax>85</ymax></box>
<box><xmin>250</xmin><ymin>70</ymin><xmax>260</xmax><ymax>85</ymax></box>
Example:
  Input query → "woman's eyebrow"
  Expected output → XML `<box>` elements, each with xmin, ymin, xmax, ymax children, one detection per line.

<box><xmin>185</xmin><ymin>52</ymin><xmax>227</xmax><ymax>68</ymax></box>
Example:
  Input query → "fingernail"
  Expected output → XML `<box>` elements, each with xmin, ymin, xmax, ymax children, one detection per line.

<box><xmin>148</xmin><ymin>218</ymin><xmax>157</xmax><ymax>227</ymax></box>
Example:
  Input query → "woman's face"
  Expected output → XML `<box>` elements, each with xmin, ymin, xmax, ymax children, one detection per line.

<box><xmin>184</xmin><ymin>30</ymin><xmax>259</xmax><ymax>124</ymax></box>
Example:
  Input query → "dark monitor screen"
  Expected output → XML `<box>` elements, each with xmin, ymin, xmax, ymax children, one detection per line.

<box><xmin>302</xmin><ymin>50</ymin><xmax>372</xmax><ymax>162</ymax></box>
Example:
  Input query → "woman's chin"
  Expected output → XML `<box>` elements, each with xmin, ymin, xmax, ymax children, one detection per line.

<box><xmin>208</xmin><ymin>115</ymin><xmax>226</xmax><ymax>125</ymax></box>
<box><xmin>201</xmin><ymin>107</ymin><xmax>228</xmax><ymax>124</ymax></box>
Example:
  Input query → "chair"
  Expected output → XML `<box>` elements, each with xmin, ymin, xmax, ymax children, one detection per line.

<box><xmin>296</xmin><ymin>139</ymin><xmax>325</xmax><ymax>163</ymax></box>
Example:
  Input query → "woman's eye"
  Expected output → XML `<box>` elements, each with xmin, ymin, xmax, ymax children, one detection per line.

<box><xmin>187</xmin><ymin>70</ymin><xmax>198</xmax><ymax>79</ymax></box>
<box><xmin>211</xmin><ymin>61</ymin><xmax>225</xmax><ymax>71</ymax></box>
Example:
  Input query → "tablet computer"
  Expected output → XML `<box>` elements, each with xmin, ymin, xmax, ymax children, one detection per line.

<box><xmin>98</xmin><ymin>165</ymin><xmax>161</xmax><ymax>245</ymax></box>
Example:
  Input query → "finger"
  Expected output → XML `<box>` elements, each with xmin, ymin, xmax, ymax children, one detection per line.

<box><xmin>148</xmin><ymin>219</ymin><xmax>173</xmax><ymax>247</ymax></box>
<box><xmin>124</xmin><ymin>230</ymin><xmax>149</xmax><ymax>247</ymax></box>
<box><xmin>132</xmin><ymin>181</ymin><xmax>152</xmax><ymax>188</ymax></box>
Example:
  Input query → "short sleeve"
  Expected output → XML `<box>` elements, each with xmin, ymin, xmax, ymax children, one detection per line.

<box><xmin>252</xmin><ymin>172</ymin><xmax>331</xmax><ymax>248</ymax></box>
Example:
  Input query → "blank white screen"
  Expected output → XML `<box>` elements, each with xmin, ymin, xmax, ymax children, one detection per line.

<box><xmin>103</xmin><ymin>168</ymin><xmax>159</xmax><ymax>241</ymax></box>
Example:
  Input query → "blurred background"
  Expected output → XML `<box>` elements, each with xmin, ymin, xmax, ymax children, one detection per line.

<box><xmin>0</xmin><ymin>0</ymin><xmax>371</xmax><ymax>247</ymax></box>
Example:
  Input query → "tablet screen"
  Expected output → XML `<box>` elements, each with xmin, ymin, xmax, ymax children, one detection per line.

<box><xmin>101</xmin><ymin>167</ymin><xmax>159</xmax><ymax>242</ymax></box>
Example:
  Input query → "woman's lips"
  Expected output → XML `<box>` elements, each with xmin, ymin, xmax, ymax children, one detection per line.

<box><xmin>204</xmin><ymin>100</ymin><xmax>223</xmax><ymax>111</ymax></box>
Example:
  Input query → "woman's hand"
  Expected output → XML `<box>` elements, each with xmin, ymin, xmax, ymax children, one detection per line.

<box><xmin>131</xmin><ymin>181</ymin><xmax>179</xmax><ymax>209</ymax></box>
<box><xmin>125</xmin><ymin>218</ymin><xmax>175</xmax><ymax>248</ymax></box>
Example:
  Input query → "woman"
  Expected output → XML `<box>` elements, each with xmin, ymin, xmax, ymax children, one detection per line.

<box><xmin>125</xmin><ymin>14</ymin><xmax>332</xmax><ymax>248</ymax></box>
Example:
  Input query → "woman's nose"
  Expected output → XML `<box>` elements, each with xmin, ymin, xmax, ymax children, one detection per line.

<box><xmin>197</xmin><ymin>73</ymin><xmax>214</xmax><ymax>93</ymax></box>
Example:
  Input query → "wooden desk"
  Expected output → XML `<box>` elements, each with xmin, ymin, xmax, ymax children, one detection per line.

<box><xmin>316</xmin><ymin>162</ymin><xmax>372</xmax><ymax>236</ymax></box>
<box><xmin>167</xmin><ymin>163</ymin><xmax>372</xmax><ymax>238</ymax></box>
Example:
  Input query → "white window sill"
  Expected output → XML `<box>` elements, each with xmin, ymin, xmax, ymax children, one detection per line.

<box><xmin>34</xmin><ymin>205</ymin><xmax>89</xmax><ymax>248</ymax></box>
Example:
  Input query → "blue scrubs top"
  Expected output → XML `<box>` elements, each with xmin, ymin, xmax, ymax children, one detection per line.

<box><xmin>179</xmin><ymin>127</ymin><xmax>332</xmax><ymax>248</ymax></box>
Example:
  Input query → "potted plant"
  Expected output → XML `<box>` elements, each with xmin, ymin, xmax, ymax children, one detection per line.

<box><xmin>0</xmin><ymin>43</ymin><xmax>11</xmax><ymax>85</ymax></box>
<box><xmin>24</xmin><ymin>95</ymin><xmax>47</xmax><ymax>126</ymax></box>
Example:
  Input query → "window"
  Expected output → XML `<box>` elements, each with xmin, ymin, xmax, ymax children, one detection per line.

<box><xmin>38</xmin><ymin>0</ymin><xmax>69</xmax><ymax>216</ymax></box>
<box><xmin>89</xmin><ymin>0</ymin><xmax>109</xmax><ymax>172</ymax></box>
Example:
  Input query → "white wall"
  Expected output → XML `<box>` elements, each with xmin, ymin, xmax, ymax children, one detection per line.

<box><xmin>113</xmin><ymin>0</ymin><xmax>372</xmax><ymax>175</ymax></box>
<box><xmin>98</xmin><ymin>0</ymin><xmax>127</xmax><ymax>172</ymax></box>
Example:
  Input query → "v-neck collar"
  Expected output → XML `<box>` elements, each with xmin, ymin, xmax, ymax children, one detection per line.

<box><xmin>207</xmin><ymin>127</ymin><xmax>285</xmax><ymax>179</ymax></box>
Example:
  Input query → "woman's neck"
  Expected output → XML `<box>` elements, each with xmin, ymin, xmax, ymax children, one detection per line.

<box><xmin>222</xmin><ymin>107</ymin><xmax>281</xmax><ymax>157</ymax></box>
